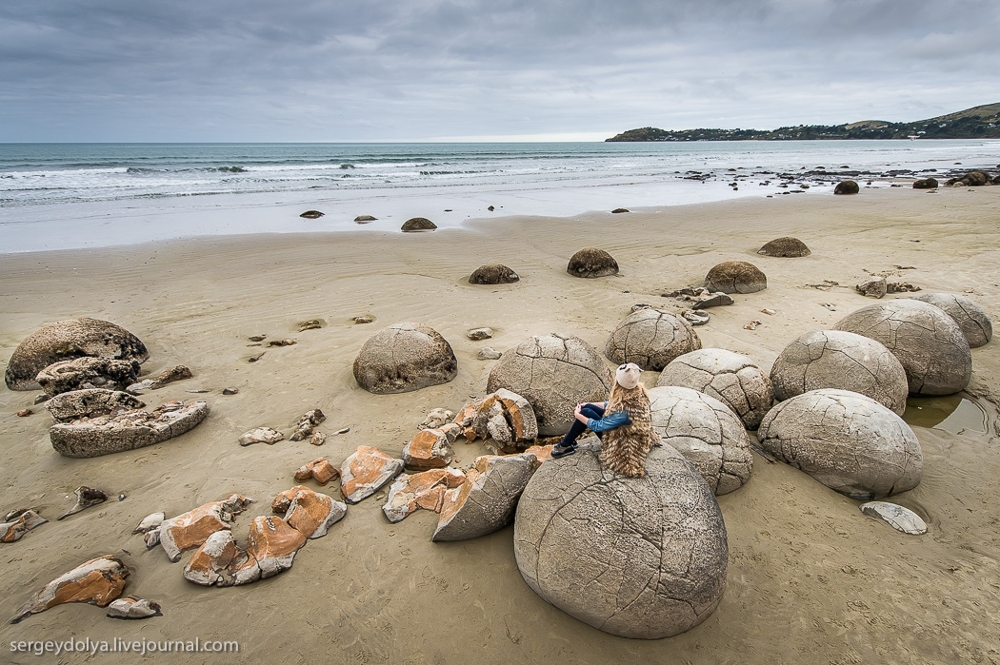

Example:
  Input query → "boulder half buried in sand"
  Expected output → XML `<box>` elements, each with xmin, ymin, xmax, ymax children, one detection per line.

<box><xmin>514</xmin><ymin>437</ymin><xmax>728</xmax><ymax>639</ymax></box>
<box><xmin>470</xmin><ymin>263</ymin><xmax>519</xmax><ymax>284</ymax></box>
<box><xmin>432</xmin><ymin>453</ymin><xmax>536</xmax><ymax>541</ymax></box>
<box><xmin>11</xmin><ymin>555</ymin><xmax>129</xmax><ymax>624</ymax></box>
<box><xmin>340</xmin><ymin>446</ymin><xmax>405</xmax><ymax>504</ymax></box>
<box><xmin>704</xmin><ymin>261</ymin><xmax>767</xmax><ymax>294</ymax></box>
<box><xmin>401</xmin><ymin>217</ymin><xmax>436</xmax><ymax>232</ymax></box>
<box><xmin>5</xmin><ymin>318</ymin><xmax>148</xmax><ymax>391</ymax></box>
<box><xmin>757</xmin><ymin>237</ymin><xmax>810</xmax><ymax>257</ymax></box>
<box><xmin>834</xmin><ymin>180</ymin><xmax>860</xmax><ymax>195</ymax></box>
<box><xmin>566</xmin><ymin>247</ymin><xmax>619</xmax><ymax>278</ymax></box>
<box><xmin>859</xmin><ymin>501</ymin><xmax>927</xmax><ymax>535</ymax></box>
<box><xmin>353</xmin><ymin>322</ymin><xmax>458</xmax><ymax>394</ymax></box>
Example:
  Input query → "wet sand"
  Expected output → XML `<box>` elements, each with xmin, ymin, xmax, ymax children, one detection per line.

<box><xmin>1</xmin><ymin>186</ymin><xmax>999</xmax><ymax>663</ymax></box>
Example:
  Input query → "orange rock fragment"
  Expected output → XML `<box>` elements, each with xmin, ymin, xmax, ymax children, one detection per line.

<box><xmin>382</xmin><ymin>468</ymin><xmax>467</xmax><ymax>523</ymax></box>
<box><xmin>229</xmin><ymin>516</ymin><xmax>307</xmax><ymax>584</ymax></box>
<box><xmin>402</xmin><ymin>428</ymin><xmax>455</xmax><ymax>470</ymax></box>
<box><xmin>11</xmin><ymin>555</ymin><xmax>129</xmax><ymax>623</ymax></box>
<box><xmin>524</xmin><ymin>444</ymin><xmax>555</xmax><ymax>464</ymax></box>
<box><xmin>292</xmin><ymin>458</ymin><xmax>339</xmax><ymax>485</ymax></box>
<box><xmin>340</xmin><ymin>445</ymin><xmax>404</xmax><ymax>504</ymax></box>
<box><xmin>278</xmin><ymin>487</ymin><xmax>347</xmax><ymax>539</ymax></box>
<box><xmin>158</xmin><ymin>494</ymin><xmax>252</xmax><ymax>562</ymax></box>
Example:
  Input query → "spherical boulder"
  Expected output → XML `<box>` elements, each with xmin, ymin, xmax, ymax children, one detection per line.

<box><xmin>353</xmin><ymin>323</ymin><xmax>457</xmax><ymax>394</ymax></box>
<box><xmin>514</xmin><ymin>437</ymin><xmax>728</xmax><ymax>638</ymax></box>
<box><xmin>605</xmin><ymin>309</ymin><xmax>701</xmax><ymax>371</ymax></box>
<box><xmin>757</xmin><ymin>388</ymin><xmax>922</xmax><ymax>499</ymax></box>
<box><xmin>648</xmin><ymin>386</ymin><xmax>752</xmax><ymax>494</ymax></box>
<box><xmin>914</xmin><ymin>293</ymin><xmax>992</xmax><ymax>348</ymax></box>
<box><xmin>401</xmin><ymin>217</ymin><xmax>436</xmax><ymax>232</ymax></box>
<box><xmin>469</xmin><ymin>263</ymin><xmax>519</xmax><ymax>285</ymax></box>
<box><xmin>912</xmin><ymin>178</ymin><xmax>938</xmax><ymax>189</ymax></box>
<box><xmin>5</xmin><ymin>318</ymin><xmax>149</xmax><ymax>391</ymax></box>
<box><xmin>834</xmin><ymin>180</ymin><xmax>860</xmax><ymax>195</ymax></box>
<box><xmin>757</xmin><ymin>237</ymin><xmax>810</xmax><ymax>257</ymax></box>
<box><xmin>658</xmin><ymin>349</ymin><xmax>773</xmax><ymax>429</ymax></box>
<box><xmin>834</xmin><ymin>300</ymin><xmax>972</xmax><ymax>395</ymax></box>
<box><xmin>486</xmin><ymin>333</ymin><xmax>611</xmax><ymax>436</ymax></box>
<box><xmin>770</xmin><ymin>330</ymin><xmax>908</xmax><ymax>415</ymax></box>
<box><xmin>704</xmin><ymin>261</ymin><xmax>767</xmax><ymax>294</ymax></box>
<box><xmin>566</xmin><ymin>248</ymin><xmax>618</xmax><ymax>278</ymax></box>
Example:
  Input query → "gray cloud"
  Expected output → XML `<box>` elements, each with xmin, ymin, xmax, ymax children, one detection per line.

<box><xmin>1</xmin><ymin>0</ymin><xmax>997</xmax><ymax>141</ymax></box>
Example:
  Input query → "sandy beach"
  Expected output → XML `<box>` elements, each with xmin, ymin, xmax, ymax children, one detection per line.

<box><xmin>2</xmin><ymin>186</ymin><xmax>999</xmax><ymax>664</ymax></box>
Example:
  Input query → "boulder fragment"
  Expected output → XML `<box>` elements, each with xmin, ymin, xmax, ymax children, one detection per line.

<box><xmin>340</xmin><ymin>446</ymin><xmax>405</xmax><ymax>504</ymax></box>
<box><xmin>157</xmin><ymin>494</ymin><xmax>253</xmax><ymax>562</ymax></box>
<box><xmin>11</xmin><ymin>555</ymin><xmax>129</xmax><ymax>624</ymax></box>
<box><xmin>106</xmin><ymin>596</ymin><xmax>162</xmax><ymax>620</ymax></box>
<box><xmin>0</xmin><ymin>510</ymin><xmax>47</xmax><ymax>543</ymax></box>
<box><xmin>239</xmin><ymin>427</ymin><xmax>284</xmax><ymax>446</ymax></box>
<box><xmin>403</xmin><ymin>428</ymin><xmax>456</xmax><ymax>470</ymax></box>
<box><xmin>36</xmin><ymin>357</ymin><xmax>140</xmax><ymax>396</ymax></box>
<box><xmin>289</xmin><ymin>409</ymin><xmax>326</xmax><ymax>441</ymax></box>
<box><xmin>276</xmin><ymin>487</ymin><xmax>347</xmax><ymax>539</ymax></box>
<box><xmin>859</xmin><ymin>501</ymin><xmax>927</xmax><ymax>535</ymax></box>
<box><xmin>419</xmin><ymin>408</ymin><xmax>454</xmax><ymax>430</ymax></box>
<box><xmin>856</xmin><ymin>277</ymin><xmax>887</xmax><ymax>299</ymax></box>
<box><xmin>433</xmin><ymin>454</ymin><xmax>536</xmax><ymax>541</ymax></box>
<box><xmin>57</xmin><ymin>486</ymin><xmax>108</xmax><ymax>520</ymax></box>
<box><xmin>382</xmin><ymin>468</ymin><xmax>466</xmax><ymax>523</ymax></box>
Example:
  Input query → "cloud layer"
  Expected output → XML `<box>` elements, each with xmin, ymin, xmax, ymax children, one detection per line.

<box><xmin>2</xmin><ymin>0</ymin><xmax>998</xmax><ymax>141</ymax></box>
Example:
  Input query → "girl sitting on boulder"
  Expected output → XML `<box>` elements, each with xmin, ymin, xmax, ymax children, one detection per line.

<box><xmin>550</xmin><ymin>362</ymin><xmax>659</xmax><ymax>477</ymax></box>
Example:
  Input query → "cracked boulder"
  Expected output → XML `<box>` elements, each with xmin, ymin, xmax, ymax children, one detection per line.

<box><xmin>432</xmin><ymin>453</ymin><xmax>536</xmax><ymax>541</ymax></box>
<box><xmin>156</xmin><ymin>494</ymin><xmax>253</xmax><ymax>562</ymax></box>
<box><xmin>382</xmin><ymin>468</ymin><xmax>466</xmax><ymax>523</ymax></box>
<box><xmin>605</xmin><ymin>308</ymin><xmax>702</xmax><ymax>372</ymax></box>
<box><xmin>914</xmin><ymin>293</ymin><xmax>992</xmax><ymax>348</ymax></box>
<box><xmin>5</xmin><ymin>318</ymin><xmax>148</xmax><ymax>391</ymax></box>
<box><xmin>648</xmin><ymin>386</ymin><xmax>753</xmax><ymax>495</ymax></box>
<box><xmin>470</xmin><ymin>263</ymin><xmax>519</xmax><ymax>284</ymax></box>
<box><xmin>658</xmin><ymin>348</ymin><xmax>773</xmax><ymax>430</ymax></box>
<box><xmin>36</xmin><ymin>357</ymin><xmax>140</xmax><ymax>396</ymax></box>
<box><xmin>487</xmin><ymin>333</ymin><xmax>612</xmax><ymax>436</ymax></box>
<box><xmin>757</xmin><ymin>237</ymin><xmax>810</xmax><ymax>257</ymax></box>
<box><xmin>757</xmin><ymin>388</ymin><xmax>922</xmax><ymax>499</ymax></box>
<box><xmin>704</xmin><ymin>261</ymin><xmax>767</xmax><ymax>294</ymax></box>
<box><xmin>514</xmin><ymin>437</ymin><xmax>728</xmax><ymax>639</ymax></box>
<box><xmin>11</xmin><ymin>555</ymin><xmax>129</xmax><ymax>624</ymax></box>
<box><xmin>353</xmin><ymin>322</ymin><xmax>458</xmax><ymax>394</ymax></box>
<box><xmin>455</xmin><ymin>389</ymin><xmax>538</xmax><ymax>451</ymax></box>
<box><xmin>566</xmin><ymin>247</ymin><xmax>619</xmax><ymax>278</ymax></box>
<box><xmin>769</xmin><ymin>330</ymin><xmax>908</xmax><ymax>415</ymax></box>
<box><xmin>834</xmin><ymin>300</ymin><xmax>972</xmax><ymax>395</ymax></box>
<box><xmin>340</xmin><ymin>445</ymin><xmax>405</xmax><ymax>504</ymax></box>
<box><xmin>402</xmin><ymin>425</ymin><xmax>459</xmax><ymax>470</ymax></box>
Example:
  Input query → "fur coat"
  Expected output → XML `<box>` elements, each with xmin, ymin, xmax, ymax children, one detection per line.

<box><xmin>600</xmin><ymin>383</ymin><xmax>659</xmax><ymax>477</ymax></box>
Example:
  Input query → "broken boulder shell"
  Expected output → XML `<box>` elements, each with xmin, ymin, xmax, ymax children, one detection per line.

<box><xmin>340</xmin><ymin>446</ymin><xmax>405</xmax><ymax>504</ymax></box>
<box><xmin>605</xmin><ymin>308</ymin><xmax>702</xmax><ymax>371</ymax></box>
<box><xmin>232</xmin><ymin>516</ymin><xmax>307</xmax><ymax>584</ymax></box>
<box><xmin>45</xmin><ymin>388</ymin><xmax>145</xmax><ymax>422</ymax></box>
<box><xmin>106</xmin><ymin>596</ymin><xmax>162</xmax><ymax>620</ymax></box>
<box><xmin>58</xmin><ymin>486</ymin><xmax>108</xmax><ymax>520</ymax></box>
<box><xmin>11</xmin><ymin>555</ymin><xmax>129</xmax><ymax>624</ymax></box>
<box><xmin>514</xmin><ymin>438</ymin><xmax>728</xmax><ymax>639</ymax></box>
<box><xmin>382</xmin><ymin>468</ymin><xmax>467</xmax><ymax>523</ymax></box>
<box><xmin>36</xmin><ymin>357</ymin><xmax>141</xmax><ymax>396</ymax></box>
<box><xmin>275</xmin><ymin>486</ymin><xmax>347</xmax><ymax>539</ymax></box>
<box><xmin>0</xmin><ymin>510</ymin><xmax>48</xmax><ymax>543</ymax></box>
<box><xmin>402</xmin><ymin>425</ymin><xmax>458</xmax><ymax>470</ymax></box>
<box><xmin>239</xmin><ymin>426</ymin><xmax>284</xmax><ymax>446</ymax></box>
<box><xmin>859</xmin><ymin>501</ymin><xmax>927</xmax><ymax>535</ymax></box>
<box><xmin>353</xmin><ymin>322</ymin><xmax>458</xmax><ymax>394</ymax></box>
<box><xmin>157</xmin><ymin>494</ymin><xmax>253</xmax><ymax>562</ymax></box>
<box><xmin>5</xmin><ymin>318</ymin><xmax>149</xmax><ymax>391</ymax></box>
<box><xmin>757</xmin><ymin>388</ymin><xmax>922</xmax><ymax>499</ymax></box>
<box><xmin>914</xmin><ymin>293</ymin><xmax>992</xmax><ymax>348</ymax></box>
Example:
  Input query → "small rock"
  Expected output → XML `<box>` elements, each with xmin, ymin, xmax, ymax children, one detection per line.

<box><xmin>354</xmin><ymin>215</ymin><xmax>377</xmax><ymax>223</ymax></box>
<box><xmin>132</xmin><ymin>512</ymin><xmax>165</xmax><ymax>535</ymax></box>
<box><xmin>297</xmin><ymin>320</ymin><xmax>324</xmax><ymax>332</ymax></box>
<box><xmin>268</xmin><ymin>339</ymin><xmax>296</xmax><ymax>347</ymax></box>
<box><xmin>886</xmin><ymin>281</ymin><xmax>921</xmax><ymax>293</ymax></box>
<box><xmin>611</xmin><ymin>208</ymin><xmax>629</xmax><ymax>213</ymax></box>
<box><xmin>478</xmin><ymin>347</ymin><xmax>502</xmax><ymax>360</ymax></box>
<box><xmin>148</xmin><ymin>365</ymin><xmax>193</xmax><ymax>389</ymax></box>
<box><xmin>821</xmin><ymin>303</ymin><xmax>837</xmax><ymax>311</ymax></box>
<box><xmin>856</xmin><ymin>277</ymin><xmax>887</xmax><ymax>299</ymax></box>
<box><xmin>467</xmin><ymin>327</ymin><xmax>494</xmax><ymax>341</ymax></box>
<box><xmin>248</xmin><ymin>335</ymin><xmax>267</xmax><ymax>342</ymax></box>
<box><xmin>239</xmin><ymin>427</ymin><xmax>284</xmax><ymax>446</ymax></box>
<box><xmin>681</xmin><ymin>310</ymin><xmax>710</xmax><ymax>326</ymax></box>
<box><xmin>57</xmin><ymin>486</ymin><xmax>107</xmax><ymax>520</ymax></box>
<box><xmin>630</xmin><ymin>303</ymin><xmax>652</xmax><ymax>313</ymax></box>
<box><xmin>335</xmin><ymin>427</ymin><xmax>350</xmax><ymax>435</ymax></box>
<box><xmin>222</xmin><ymin>387</ymin><xmax>239</xmax><ymax>395</ymax></box>
<box><xmin>310</xmin><ymin>431</ymin><xmax>327</xmax><ymax>446</ymax></box>
<box><xmin>353</xmin><ymin>314</ymin><xmax>375</xmax><ymax>324</ymax></box>
<box><xmin>16</xmin><ymin>409</ymin><xmax>32</xmax><ymax>417</ymax></box>
<box><xmin>106</xmin><ymin>597</ymin><xmax>162</xmax><ymax>620</ymax></box>
<box><xmin>744</xmin><ymin>320</ymin><xmax>762</xmax><ymax>331</ymax></box>
<box><xmin>289</xmin><ymin>409</ymin><xmax>326</xmax><ymax>441</ymax></box>
<box><xmin>690</xmin><ymin>292</ymin><xmax>734</xmax><ymax>309</ymax></box>
<box><xmin>300</xmin><ymin>210</ymin><xmax>324</xmax><ymax>219</ymax></box>
<box><xmin>248</xmin><ymin>352</ymin><xmax>266</xmax><ymax>362</ymax></box>
<box><xmin>419</xmin><ymin>408</ymin><xmax>454</xmax><ymax>430</ymax></box>
<box><xmin>860</xmin><ymin>501</ymin><xmax>927</xmax><ymax>535</ymax></box>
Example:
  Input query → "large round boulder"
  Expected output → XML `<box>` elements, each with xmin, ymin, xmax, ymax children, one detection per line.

<box><xmin>769</xmin><ymin>330</ymin><xmax>908</xmax><ymax>415</ymax></box>
<box><xmin>353</xmin><ymin>323</ymin><xmax>458</xmax><ymax>394</ymax></box>
<box><xmin>5</xmin><ymin>318</ymin><xmax>149</xmax><ymax>391</ymax></box>
<box><xmin>834</xmin><ymin>180</ymin><xmax>860</xmax><ymax>195</ymax></box>
<box><xmin>514</xmin><ymin>437</ymin><xmax>728</xmax><ymax>638</ymax></box>
<box><xmin>401</xmin><ymin>217</ymin><xmax>436</xmax><ymax>232</ymax></box>
<box><xmin>648</xmin><ymin>386</ymin><xmax>752</xmax><ymax>494</ymax></box>
<box><xmin>469</xmin><ymin>263</ymin><xmax>519</xmax><ymax>285</ymax></box>
<box><xmin>757</xmin><ymin>237</ymin><xmax>811</xmax><ymax>257</ymax></box>
<box><xmin>704</xmin><ymin>261</ymin><xmax>767</xmax><ymax>294</ymax></box>
<box><xmin>834</xmin><ymin>300</ymin><xmax>972</xmax><ymax>395</ymax></box>
<box><xmin>486</xmin><ymin>333</ymin><xmax>611</xmax><ymax>436</ymax></box>
<box><xmin>658</xmin><ymin>349</ymin><xmax>773</xmax><ymax>429</ymax></box>
<box><xmin>566</xmin><ymin>248</ymin><xmax>618</xmax><ymax>278</ymax></box>
<box><xmin>605</xmin><ymin>309</ymin><xmax>701</xmax><ymax>371</ymax></box>
<box><xmin>757</xmin><ymin>388</ymin><xmax>922</xmax><ymax>499</ymax></box>
<box><xmin>914</xmin><ymin>293</ymin><xmax>992</xmax><ymax>348</ymax></box>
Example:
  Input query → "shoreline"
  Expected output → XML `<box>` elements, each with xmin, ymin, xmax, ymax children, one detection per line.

<box><xmin>2</xmin><ymin>186</ymin><xmax>1000</xmax><ymax>664</ymax></box>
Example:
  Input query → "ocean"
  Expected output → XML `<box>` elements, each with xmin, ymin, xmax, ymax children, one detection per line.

<box><xmin>1</xmin><ymin>140</ymin><xmax>997</xmax><ymax>253</ymax></box>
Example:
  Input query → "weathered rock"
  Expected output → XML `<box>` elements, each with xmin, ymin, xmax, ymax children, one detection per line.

<box><xmin>951</xmin><ymin>170</ymin><xmax>990</xmax><ymax>187</ymax></box>
<box><xmin>289</xmin><ymin>409</ymin><xmax>326</xmax><ymax>441</ymax></box>
<box><xmin>354</xmin><ymin>215</ymin><xmax>377</xmax><ymax>222</ymax></box>
<box><xmin>401</xmin><ymin>217</ymin><xmax>436</xmax><ymax>232</ymax></box>
<box><xmin>647</xmin><ymin>386</ymin><xmax>753</xmax><ymax>494</ymax></box>
<box><xmin>298</xmin><ymin>319</ymin><xmax>324</xmax><ymax>332</ymax></box>
<box><xmin>277</xmin><ymin>487</ymin><xmax>347</xmax><ymax>539</ymax></box>
<box><xmin>487</xmin><ymin>334</ymin><xmax>611</xmax><ymax>436</ymax></box>
<box><xmin>769</xmin><ymin>330</ymin><xmax>909</xmax><ymax>415</ymax></box>
<box><xmin>470</xmin><ymin>264</ymin><xmax>519</xmax><ymax>284</ymax></box>
<box><xmin>834</xmin><ymin>300</ymin><xmax>972</xmax><ymax>395</ymax></box>
<box><xmin>471</xmin><ymin>389</ymin><xmax>538</xmax><ymax>445</ymax></box>
<box><xmin>419</xmin><ymin>408</ymin><xmax>454</xmax><ymax>429</ymax></box>
<box><xmin>912</xmin><ymin>178</ymin><xmax>938</xmax><ymax>189</ymax></box>
<box><xmin>682</xmin><ymin>310</ymin><xmax>710</xmax><ymax>326</ymax></box>
<box><xmin>433</xmin><ymin>454</ymin><xmax>536</xmax><ymax>541</ymax></box>
<box><xmin>402</xmin><ymin>428</ymin><xmax>456</xmax><ymax>470</ymax></box>
<box><xmin>45</xmin><ymin>388</ymin><xmax>144</xmax><ymax>422</ymax></box>
<box><xmin>148</xmin><ymin>365</ymin><xmax>193</xmax><ymax>389</ymax></box>
<box><xmin>353</xmin><ymin>322</ymin><xmax>457</xmax><ymax>394</ymax></box>
<box><xmin>57</xmin><ymin>486</ymin><xmax>108</xmax><ymax>520</ymax></box>
<box><xmin>132</xmin><ymin>512</ymin><xmax>164</xmax><ymax>535</ymax></box>
<box><xmin>513</xmin><ymin>439</ymin><xmax>728</xmax><ymax>639</ymax></box>
<box><xmin>886</xmin><ymin>281</ymin><xmax>921</xmax><ymax>293</ymax></box>
<box><xmin>157</xmin><ymin>494</ymin><xmax>253</xmax><ymax>562</ymax></box>
<box><xmin>222</xmin><ymin>387</ymin><xmax>240</xmax><ymax>395</ymax></box>
<box><xmin>239</xmin><ymin>427</ymin><xmax>285</xmax><ymax>446</ymax></box>
<box><xmin>915</xmin><ymin>293</ymin><xmax>992</xmax><ymax>348</ymax></box>
<box><xmin>294</xmin><ymin>457</ymin><xmax>340</xmax><ymax>485</ymax></box>
<box><xmin>309</xmin><ymin>431</ymin><xmax>327</xmax><ymax>446</ymax></box>
<box><xmin>50</xmin><ymin>399</ymin><xmax>209</xmax><ymax>458</ymax></box>
<box><xmin>658</xmin><ymin>349</ymin><xmax>773</xmax><ymax>430</ymax></box>
<box><xmin>230</xmin><ymin>516</ymin><xmax>307</xmax><ymax>584</ymax></box>
<box><xmin>299</xmin><ymin>210</ymin><xmax>324</xmax><ymax>219</ymax></box>
<box><xmin>757</xmin><ymin>388</ymin><xmax>922</xmax><ymax>499</ymax></box>
<box><xmin>478</xmin><ymin>347</ymin><xmax>502</xmax><ymax>360</ymax></box>
<box><xmin>467</xmin><ymin>327</ymin><xmax>494</xmax><ymax>340</ymax></box>
<box><xmin>353</xmin><ymin>314</ymin><xmax>375</xmax><ymax>324</ymax></box>
<box><xmin>382</xmin><ymin>468</ymin><xmax>466</xmax><ymax>523</ymax></box>
<box><xmin>340</xmin><ymin>446</ymin><xmax>405</xmax><ymax>504</ymax></box>
<box><xmin>36</xmin><ymin>357</ymin><xmax>141</xmax><ymax>396</ymax></box>
<box><xmin>106</xmin><ymin>596</ymin><xmax>162</xmax><ymax>619</ymax></box>
<box><xmin>704</xmin><ymin>261</ymin><xmax>767</xmax><ymax>294</ymax></box>
<box><xmin>856</xmin><ymin>277</ymin><xmax>887</xmax><ymax>299</ymax></box>
<box><xmin>605</xmin><ymin>308</ymin><xmax>702</xmax><ymax>371</ymax></box>
<box><xmin>859</xmin><ymin>501</ymin><xmax>928</xmax><ymax>535</ymax></box>
<box><xmin>183</xmin><ymin>530</ymin><xmax>239</xmax><ymax>586</ymax></box>
<box><xmin>5</xmin><ymin>318</ymin><xmax>149</xmax><ymax>391</ymax></box>
<box><xmin>566</xmin><ymin>247</ymin><xmax>619</xmax><ymax>278</ymax></box>
<box><xmin>611</xmin><ymin>207</ymin><xmax>629</xmax><ymax>213</ymax></box>
<box><xmin>0</xmin><ymin>510</ymin><xmax>47</xmax><ymax>543</ymax></box>
<box><xmin>689</xmin><ymin>292</ymin><xmax>734</xmax><ymax>309</ymax></box>
<box><xmin>834</xmin><ymin>180</ymin><xmax>860</xmax><ymax>195</ymax></box>
<box><xmin>757</xmin><ymin>237</ymin><xmax>811</xmax><ymax>257</ymax></box>
<box><xmin>11</xmin><ymin>555</ymin><xmax>129</xmax><ymax>624</ymax></box>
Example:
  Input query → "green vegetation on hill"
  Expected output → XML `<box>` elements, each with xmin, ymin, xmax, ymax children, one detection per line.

<box><xmin>606</xmin><ymin>103</ymin><xmax>1000</xmax><ymax>141</ymax></box>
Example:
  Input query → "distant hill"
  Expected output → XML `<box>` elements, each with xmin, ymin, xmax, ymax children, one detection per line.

<box><xmin>606</xmin><ymin>103</ymin><xmax>1000</xmax><ymax>141</ymax></box>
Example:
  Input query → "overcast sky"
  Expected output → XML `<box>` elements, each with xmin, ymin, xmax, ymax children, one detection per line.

<box><xmin>1</xmin><ymin>0</ymin><xmax>998</xmax><ymax>142</ymax></box>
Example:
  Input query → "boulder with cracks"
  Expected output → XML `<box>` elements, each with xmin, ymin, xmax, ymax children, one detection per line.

<box><xmin>353</xmin><ymin>322</ymin><xmax>457</xmax><ymax>394</ymax></box>
<box><xmin>605</xmin><ymin>308</ymin><xmax>702</xmax><ymax>371</ymax></box>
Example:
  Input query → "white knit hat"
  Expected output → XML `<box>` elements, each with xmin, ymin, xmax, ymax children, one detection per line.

<box><xmin>615</xmin><ymin>363</ymin><xmax>642</xmax><ymax>390</ymax></box>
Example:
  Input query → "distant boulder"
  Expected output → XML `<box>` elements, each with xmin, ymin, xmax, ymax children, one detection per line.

<box><xmin>469</xmin><ymin>263</ymin><xmax>519</xmax><ymax>284</ymax></box>
<box><xmin>704</xmin><ymin>261</ymin><xmax>767</xmax><ymax>294</ymax></box>
<box><xmin>948</xmin><ymin>170</ymin><xmax>990</xmax><ymax>187</ymax></box>
<box><xmin>757</xmin><ymin>237</ymin><xmax>810</xmax><ymax>257</ymax></box>
<box><xmin>299</xmin><ymin>210</ymin><xmax>324</xmax><ymax>219</ymax></box>
<box><xmin>566</xmin><ymin>248</ymin><xmax>618</xmax><ymax>278</ymax></box>
<box><xmin>354</xmin><ymin>215</ymin><xmax>377</xmax><ymax>222</ymax></box>
<box><xmin>912</xmin><ymin>178</ymin><xmax>938</xmax><ymax>189</ymax></box>
<box><xmin>834</xmin><ymin>180</ymin><xmax>860</xmax><ymax>195</ymax></box>
<box><xmin>401</xmin><ymin>217</ymin><xmax>436</xmax><ymax>232</ymax></box>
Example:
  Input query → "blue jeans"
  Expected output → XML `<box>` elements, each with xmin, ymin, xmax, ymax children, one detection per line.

<box><xmin>559</xmin><ymin>403</ymin><xmax>605</xmax><ymax>448</ymax></box>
